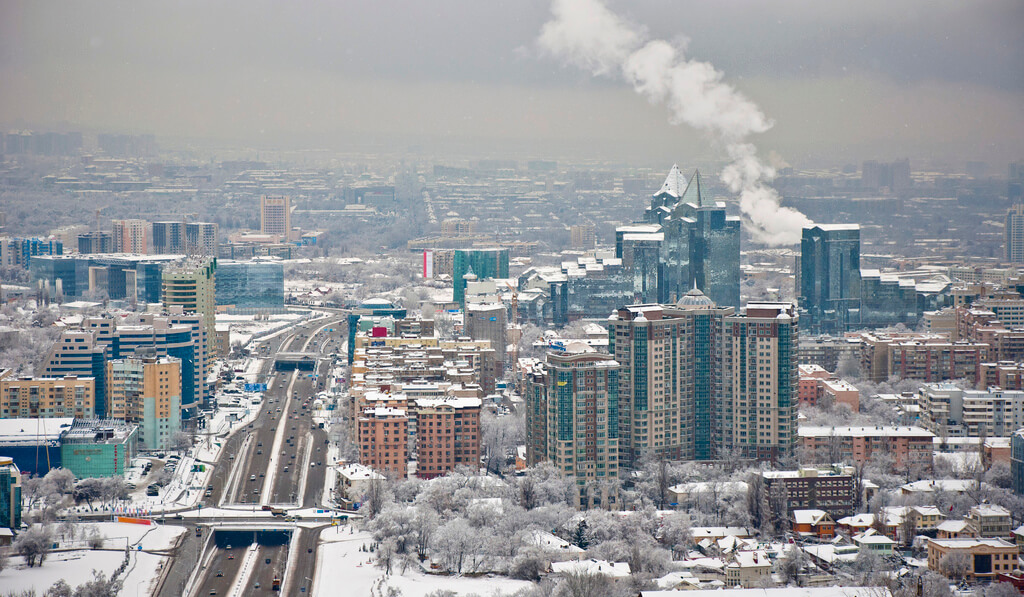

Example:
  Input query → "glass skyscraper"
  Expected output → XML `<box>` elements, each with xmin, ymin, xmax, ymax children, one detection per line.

<box><xmin>798</xmin><ymin>224</ymin><xmax>861</xmax><ymax>334</ymax></box>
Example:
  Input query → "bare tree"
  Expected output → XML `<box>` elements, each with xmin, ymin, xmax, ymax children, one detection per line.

<box><xmin>14</xmin><ymin>524</ymin><xmax>54</xmax><ymax>567</ymax></box>
<box><xmin>553</xmin><ymin>570</ymin><xmax>614</xmax><ymax>597</ymax></box>
<box><xmin>939</xmin><ymin>551</ymin><xmax>970</xmax><ymax>583</ymax></box>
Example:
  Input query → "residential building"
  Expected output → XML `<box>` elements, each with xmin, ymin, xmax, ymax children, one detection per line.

<box><xmin>334</xmin><ymin>463</ymin><xmax>385</xmax><ymax>509</ymax></box>
<box><xmin>185</xmin><ymin>222</ymin><xmax>218</xmax><ymax>256</ymax></box>
<box><xmin>570</xmin><ymin>224</ymin><xmax>596</xmax><ymax>249</ymax></box>
<box><xmin>465</xmin><ymin>302</ymin><xmax>507</xmax><ymax>363</ymax></box>
<box><xmin>918</xmin><ymin>383</ymin><xmax>1024</xmax><ymax>437</ymax></box>
<box><xmin>854</xmin><ymin>529</ymin><xmax>895</xmax><ymax>555</ymax></box>
<box><xmin>721</xmin><ymin>303</ymin><xmax>799</xmax><ymax>463</ymax></box>
<box><xmin>798</xmin><ymin>365</ymin><xmax>860</xmax><ymax>410</ymax></box>
<box><xmin>799</xmin><ymin>426</ymin><xmax>935</xmax><ymax>472</ymax></box>
<box><xmin>214</xmin><ymin>259</ymin><xmax>285</xmax><ymax>313</ymax></box>
<box><xmin>525</xmin><ymin>344</ymin><xmax>620</xmax><ymax>507</ymax></box>
<box><xmin>606</xmin><ymin>292</ymin><xmax>734</xmax><ymax>465</ymax></box>
<box><xmin>152</xmin><ymin>221</ymin><xmax>186</xmax><ymax>254</ymax></box>
<box><xmin>725</xmin><ymin>551</ymin><xmax>771</xmax><ymax>588</ymax></box>
<box><xmin>1006</xmin><ymin>204</ymin><xmax>1024</xmax><ymax>264</ymax></box>
<box><xmin>106</xmin><ymin>355</ymin><xmax>181</xmax><ymax>450</ymax></box>
<box><xmin>0</xmin><ymin>375</ymin><xmax>95</xmax><ymax>419</ymax></box>
<box><xmin>260</xmin><ymin>195</ymin><xmax>291</xmax><ymax>237</ymax></box>
<box><xmin>762</xmin><ymin>466</ymin><xmax>857</xmax><ymax>518</ymax></box>
<box><xmin>357</xmin><ymin>407</ymin><xmax>408</xmax><ymax>478</ymax></box>
<box><xmin>928</xmin><ymin>538</ymin><xmax>1018</xmax><ymax>582</ymax></box>
<box><xmin>0</xmin><ymin>456</ymin><xmax>22</xmax><ymax>531</ymax></box>
<box><xmin>414</xmin><ymin>397</ymin><xmax>481</xmax><ymax>479</ymax></box>
<box><xmin>798</xmin><ymin>224</ymin><xmax>861</xmax><ymax>334</ymax></box>
<box><xmin>60</xmin><ymin>418</ymin><xmax>138</xmax><ymax>478</ymax></box>
<box><xmin>792</xmin><ymin>509</ymin><xmax>836</xmax><ymax>539</ymax></box>
<box><xmin>111</xmin><ymin>219</ymin><xmax>148</xmax><ymax>254</ymax></box>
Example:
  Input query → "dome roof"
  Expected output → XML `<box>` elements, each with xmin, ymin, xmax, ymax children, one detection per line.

<box><xmin>676</xmin><ymin>287</ymin><xmax>715</xmax><ymax>308</ymax></box>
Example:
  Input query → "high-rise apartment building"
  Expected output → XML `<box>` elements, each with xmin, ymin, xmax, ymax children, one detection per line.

<box><xmin>525</xmin><ymin>344</ymin><xmax>620</xmax><ymax>505</ymax></box>
<box><xmin>162</xmin><ymin>257</ymin><xmax>220</xmax><ymax>355</ymax></box>
<box><xmin>152</xmin><ymin>221</ymin><xmax>186</xmax><ymax>254</ymax></box>
<box><xmin>77</xmin><ymin>231</ymin><xmax>113</xmax><ymax>254</ymax></box>
<box><xmin>111</xmin><ymin>219</ymin><xmax>148</xmax><ymax>254</ymax></box>
<box><xmin>414</xmin><ymin>397</ymin><xmax>481</xmax><ymax>479</ymax></box>
<box><xmin>260</xmin><ymin>195</ymin><xmax>291</xmax><ymax>237</ymax></box>
<box><xmin>185</xmin><ymin>222</ymin><xmax>218</xmax><ymax>256</ymax></box>
<box><xmin>0</xmin><ymin>375</ymin><xmax>95</xmax><ymax>419</ymax></box>
<box><xmin>41</xmin><ymin>331</ymin><xmax>109</xmax><ymax>416</ymax></box>
<box><xmin>1005</xmin><ymin>204</ymin><xmax>1024</xmax><ymax>263</ymax></box>
<box><xmin>607</xmin><ymin>290</ymin><xmax>734</xmax><ymax>466</ymax></box>
<box><xmin>618</xmin><ymin>166</ymin><xmax>741</xmax><ymax>307</ymax></box>
<box><xmin>798</xmin><ymin>224</ymin><xmax>861</xmax><ymax>334</ymax></box>
<box><xmin>106</xmin><ymin>355</ymin><xmax>181</xmax><ymax>450</ymax></box>
<box><xmin>721</xmin><ymin>303</ymin><xmax>799</xmax><ymax>463</ymax></box>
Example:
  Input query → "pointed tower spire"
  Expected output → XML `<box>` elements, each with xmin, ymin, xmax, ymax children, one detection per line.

<box><xmin>655</xmin><ymin>164</ymin><xmax>687</xmax><ymax>199</ymax></box>
<box><xmin>680</xmin><ymin>169</ymin><xmax>708</xmax><ymax>207</ymax></box>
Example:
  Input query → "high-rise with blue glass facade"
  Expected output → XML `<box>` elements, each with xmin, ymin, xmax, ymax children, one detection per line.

<box><xmin>215</xmin><ymin>259</ymin><xmax>285</xmax><ymax>312</ymax></box>
<box><xmin>617</xmin><ymin>166</ymin><xmax>741</xmax><ymax>308</ymax></box>
<box><xmin>452</xmin><ymin>249</ymin><xmax>509</xmax><ymax>306</ymax></box>
<box><xmin>0</xmin><ymin>456</ymin><xmax>22</xmax><ymax>531</ymax></box>
<box><xmin>798</xmin><ymin>224</ymin><xmax>861</xmax><ymax>334</ymax></box>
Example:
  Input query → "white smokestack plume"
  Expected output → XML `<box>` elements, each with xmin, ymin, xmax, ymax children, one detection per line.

<box><xmin>539</xmin><ymin>0</ymin><xmax>812</xmax><ymax>245</ymax></box>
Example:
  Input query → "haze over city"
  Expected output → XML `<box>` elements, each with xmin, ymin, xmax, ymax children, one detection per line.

<box><xmin>1</xmin><ymin>2</ymin><xmax>1024</xmax><ymax>597</ymax></box>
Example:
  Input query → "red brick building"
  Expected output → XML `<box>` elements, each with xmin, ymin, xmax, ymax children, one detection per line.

<box><xmin>414</xmin><ymin>397</ymin><xmax>481</xmax><ymax>479</ymax></box>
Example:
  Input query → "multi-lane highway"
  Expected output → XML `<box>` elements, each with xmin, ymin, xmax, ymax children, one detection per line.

<box><xmin>177</xmin><ymin>314</ymin><xmax>347</xmax><ymax>597</ymax></box>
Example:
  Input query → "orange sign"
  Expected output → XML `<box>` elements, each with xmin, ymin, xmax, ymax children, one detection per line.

<box><xmin>117</xmin><ymin>517</ymin><xmax>153</xmax><ymax>525</ymax></box>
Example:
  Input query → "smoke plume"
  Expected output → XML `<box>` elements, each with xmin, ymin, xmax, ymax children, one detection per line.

<box><xmin>538</xmin><ymin>0</ymin><xmax>812</xmax><ymax>245</ymax></box>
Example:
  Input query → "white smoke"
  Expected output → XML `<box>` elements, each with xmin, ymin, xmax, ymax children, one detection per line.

<box><xmin>538</xmin><ymin>0</ymin><xmax>812</xmax><ymax>245</ymax></box>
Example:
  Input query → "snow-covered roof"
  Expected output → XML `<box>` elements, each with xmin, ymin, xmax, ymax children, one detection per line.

<box><xmin>526</xmin><ymin>530</ymin><xmax>584</xmax><ymax>553</ymax></box>
<box><xmin>928</xmin><ymin>538</ymin><xmax>1015</xmax><ymax>549</ymax></box>
<box><xmin>336</xmin><ymin>463</ymin><xmax>385</xmax><ymax>482</ymax></box>
<box><xmin>551</xmin><ymin>559</ymin><xmax>630</xmax><ymax>577</ymax></box>
<box><xmin>793</xmin><ymin>509</ymin><xmax>831</xmax><ymax>526</ymax></box>
<box><xmin>799</xmin><ymin>426</ymin><xmax>934</xmax><ymax>438</ymax></box>
<box><xmin>654</xmin><ymin>164</ymin><xmax>687</xmax><ymax>198</ymax></box>
<box><xmin>936</xmin><ymin>520</ymin><xmax>969</xmax><ymax>533</ymax></box>
<box><xmin>0</xmin><ymin>417</ymin><xmax>74</xmax><ymax>444</ymax></box>
<box><xmin>728</xmin><ymin>550</ymin><xmax>770</xmax><ymax>569</ymax></box>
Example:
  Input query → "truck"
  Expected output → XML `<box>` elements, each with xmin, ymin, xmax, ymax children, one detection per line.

<box><xmin>270</xmin><ymin>508</ymin><xmax>286</xmax><ymax>517</ymax></box>
<box><xmin>271</xmin><ymin>575</ymin><xmax>281</xmax><ymax>591</ymax></box>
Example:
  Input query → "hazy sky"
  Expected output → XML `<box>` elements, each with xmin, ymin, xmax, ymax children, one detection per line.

<box><xmin>2</xmin><ymin>0</ymin><xmax>1022</xmax><ymax>166</ymax></box>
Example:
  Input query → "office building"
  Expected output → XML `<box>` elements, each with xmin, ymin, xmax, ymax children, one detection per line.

<box><xmin>465</xmin><ymin>302</ymin><xmax>507</xmax><ymax>363</ymax></box>
<box><xmin>1006</xmin><ymin>204</ymin><xmax>1024</xmax><ymax>263</ymax></box>
<box><xmin>0</xmin><ymin>418</ymin><xmax>71</xmax><ymax>476</ymax></box>
<box><xmin>107</xmin><ymin>355</ymin><xmax>181</xmax><ymax>450</ymax></box>
<box><xmin>162</xmin><ymin>257</ymin><xmax>219</xmax><ymax>354</ymax></box>
<box><xmin>452</xmin><ymin>248</ymin><xmax>509</xmax><ymax>305</ymax></box>
<box><xmin>414</xmin><ymin>397</ymin><xmax>481</xmax><ymax>479</ymax></box>
<box><xmin>260</xmin><ymin>195</ymin><xmax>291</xmax><ymax>237</ymax></box>
<box><xmin>185</xmin><ymin>222</ymin><xmax>218</xmax><ymax>256</ymax></box>
<box><xmin>29</xmin><ymin>254</ymin><xmax>181</xmax><ymax>304</ymax></box>
<box><xmin>358</xmin><ymin>407</ymin><xmax>408</xmax><ymax>478</ymax></box>
<box><xmin>111</xmin><ymin>219</ymin><xmax>148</xmax><ymax>254</ymax></box>
<box><xmin>0</xmin><ymin>375</ymin><xmax>95</xmax><ymax>419</ymax></box>
<box><xmin>0</xmin><ymin>237</ymin><xmax>63</xmax><ymax>269</ymax></box>
<box><xmin>152</xmin><ymin>221</ymin><xmax>186</xmax><ymax>254</ymax></box>
<box><xmin>60</xmin><ymin>419</ymin><xmax>138</xmax><ymax>478</ymax></box>
<box><xmin>798</xmin><ymin>225</ymin><xmax>861</xmax><ymax>334</ymax></box>
<box><xmin>606</xmin><ymin>290</ymin><xmax>734</xmax><ymax>466</ymax></box>
<box><xmin>720</xmin><ymin>303</ymin><xmax>799</xmax><ymax>463</ymax></box>
<box><xmin>0</xmin><ymin>456</ymin><xmax>22</xmax><ymax>531</ymax></box>
<box><xmin>618</xmin><ymin>166</ymin><xmax>741</xmax><ymax>307</ymax></box>
<box><xmin>927</xmin><ymin>538</ymin><xmax>1017</xmax><ymax>582</ymax></box>
<box><xmin>215</xmin><ymin>259</ymin><xmax>285</xmax><ymax>312</ymax></box>
<box><xmin>525</xmin><ymin>344</ymin><xmax>620</xmax><ymax>506</ymax></box>
<box><xmin>77</xmin><ymin>231</ymin><xmax>113</xmax><ymax>254</ymax></box>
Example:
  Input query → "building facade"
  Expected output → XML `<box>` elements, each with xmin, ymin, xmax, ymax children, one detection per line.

<box><xmin>525</xmin><ymin>345</ymin><xmax>620</xmax><ymax>507</ymax></box>
<box><xmin>152</xmin><ymin>221</ymin><xmax>186</xmax><ymax>254</ymax></box>
<box><xmin>260</xmin><ymin>195</ymin><xmax>291</xmax><ymax>237</ymax></box>
<box><xmin>798</xmin><ymin>224</ymin><xmax>861</xmax><ymax>334</ymax></box>
<box><xmin>162</xmin><ymin>257</ymin><xmax>219</xmax><ymax>355</ymax></box>
<box><xmin>414</xmin><ymin>397</ymin><xmax>481</xmax><ymax>479</ymax></box>
<box><xmin>0</xmin><ymin>457</ymin><xmax>21</xmax><ymax>531</ymax></box>
<box><xmin>111</xmin><ymin>219</ymin><xmax>148</xmax><ymax>254</ymax></box>
<box><xmin>1006</xmin><ymin>204</ymin><xmax>1024</xmax><ymax>264</ymax></box>
<box><xmin>106</xmin><ymin>355</ymin><xmax>181</xmax><ymax>450</ymax></box>
<box><xmin>452</xmin><ymin>248</ymin><xmax>510</xmax><ymax>305</ymax></box>
<box><xmin>60</xmin><ymin>419</ymin><xmax>138</xmax><ymax>478</ymax></box>
<box><xmin>465</xmin><ymin>302</ymin><xmax>507</xmax><ymax>363</ymax></box>
<box><xmin>0</xmin><ymin>375</ymin><xmax>95</xmax><ymax>419</ymax></box>
<box><xmin>185</xmin><ymin>222</ymin><xmax>218</xmax><ymax>256</ymax></box>
<box><xmin>357</xmin><ymin>407</ymin><xmax>408</xmax><ymax>478</ymax></box>
<box><xmin>799</xmin><ymin>426</ymin><xmax>935</xmax><ymax>471</ymax></box>
<box><xmin>215</xmin><ymin>259</ymin><xmax>285</xmax><ymax>312</ymax></box>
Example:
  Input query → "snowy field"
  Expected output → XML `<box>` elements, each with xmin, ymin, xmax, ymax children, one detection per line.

<box><xmin>218</xmin><ymin>311</ymin><xmax>308</xmax><ymax>347</ymax></box>
<box><xmin>0</xmin><ymin>522</ymin><xmax>186</xmax><ymax>596</ymax></box>
<box><xmin>312</xmin><ymin>529</ymin><xmax>532</xmax><ymax>597</ymax></box>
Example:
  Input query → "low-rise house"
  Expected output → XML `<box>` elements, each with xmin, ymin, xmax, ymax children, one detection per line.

<box><xmin>854</xmin><ymin>529</ymin><xmax>896</xmax><ymax>556</ymax></box>
<box><xmin>334</xmin><ymin>462</ymin><xmax>385</xmax><ymax>508</ymax></box>
<box><xmin>900</xmin><ymin>479</ymin><xmax>988</xmax><ymax>495</ymax></box>
<box><xmin>1013</xmin><ymin>525</ymin><xmax>1024</xmax><ymax>553</ymax></box>
<box><xmin>525</xmin><ymin>530</ymin><xmax>584</xmax><ymax>562</ymax></box>
<box><xmin>550</xmin><ymin>559</ymin><xmax>630</xmax><ymax>579</ymax></box>
<box><xmin>936</xmin><ymin>520</ymin><xmax>973</xmax><ymax>540</ymax></box>
<box><xmin>928</xmin><ymin>538</ymin><xmax>1019</xmax><ymax>582</ymax></box>
<box><xmin>793</xmin><ymin>509</ymin><xmax>836</xmax><ymax>539</ymax></box>
<box><xmin>725</xmin><ymin>550</ymin><xmax>771</xmax><ymax>588</ymax></box>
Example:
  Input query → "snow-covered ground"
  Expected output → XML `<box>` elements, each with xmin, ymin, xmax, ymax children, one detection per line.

<box><xmin>0</xmin><ymin>522</ymin><xmax>185</xmax><ymax>596</ymax></box>
<box><xmin>312</xmin><ymin>529</ymin><xmax>532</xmax><ymax>597</ymax></box>
<box><xmin>217</xmin><ymin>311</ymin><xmax>309</xmax><ymax>348</ymax></box>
